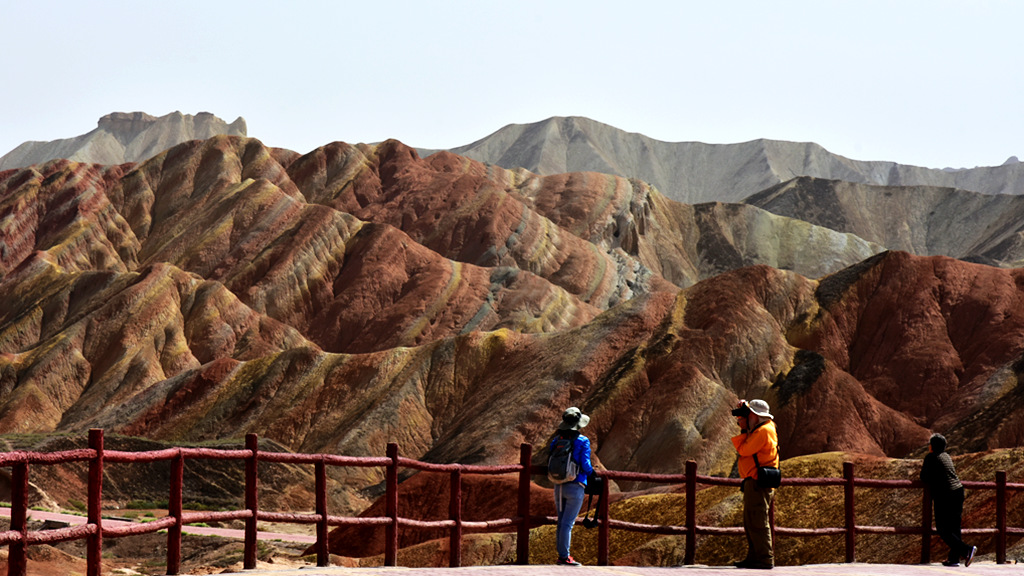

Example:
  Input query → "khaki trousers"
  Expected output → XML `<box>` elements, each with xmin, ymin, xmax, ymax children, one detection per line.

<box><xmin>742</xmin><ymin>477</ymin><xmax>775</xmax><ymax>566</ymax></box>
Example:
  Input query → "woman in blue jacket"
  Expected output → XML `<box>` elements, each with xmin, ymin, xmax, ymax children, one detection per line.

<box><xmin>549</xmin><ymin>406</ymin><xmax>594</xmax><ymax>566</ymax></box>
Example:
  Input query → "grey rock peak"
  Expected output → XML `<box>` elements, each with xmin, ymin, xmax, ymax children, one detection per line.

<box><xmin>432</xmin><ymin>116</ymin><xmax>1024</xmax><ymax>203</ymax></box>
<box><xmin>0</xmin><ymin>111</ymin><xmax>247</xmax><ymax>170</ymax></box>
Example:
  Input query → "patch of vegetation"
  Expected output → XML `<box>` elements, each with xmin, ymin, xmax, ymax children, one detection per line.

<box><xmin>183</xmin><ymin>500</ymin><xmax>232</xmax><ymax>512</ymax></box>
<box><xmin>127</xmin><ymin>499</ymin><xmax>169</xmax><ymax>509</ymax></box>
<box><xmin>0</xmin><ymin>432</ymin><xmax>77</xmax><ymax>451</ymax></box>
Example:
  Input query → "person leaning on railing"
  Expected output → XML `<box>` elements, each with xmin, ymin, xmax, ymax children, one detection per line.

<box><xmin>731</xmin><ymin>399</ymin><xmax>780</xmax><ymax>570</ymax></box>
<box><xmin>920</xmin><ymin>433</ymin><xmax>977</xmax><ymax>567</ymax></box>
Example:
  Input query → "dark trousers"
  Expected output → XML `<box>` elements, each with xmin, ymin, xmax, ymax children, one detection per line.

<box><xmin>742</xmin><ymin>478</ymin><xmax>775</xmax><ymax>566</ymax></box>
<box><xmin>934</xmin><ymin>487</ymin><xmax>969</xmax><ymax>562</ymax></box>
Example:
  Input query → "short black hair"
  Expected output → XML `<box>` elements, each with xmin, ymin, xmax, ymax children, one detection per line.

<box><xmin>929</xmin><ymin>433</ymin><xmax>947</xmax><ymax>453</ymax></box>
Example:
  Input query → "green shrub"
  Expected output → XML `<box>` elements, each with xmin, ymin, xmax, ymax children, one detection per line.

<box><xmin>126</xmin><ymin>499</ymin><xmax>169</xmax><ymax>509</ymax></box>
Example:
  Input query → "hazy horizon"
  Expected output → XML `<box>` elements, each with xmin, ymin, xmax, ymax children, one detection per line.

<box><xmin>1</xmin><ymin>0</ymin><xmax>1021</xmax><ymax>170</ymax></box>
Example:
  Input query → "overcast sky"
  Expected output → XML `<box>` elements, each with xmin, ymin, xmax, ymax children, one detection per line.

<box><xmin>2</xmin><ymin>0</ymin><xmax>1021</xmax><ymax>169</ymax></box>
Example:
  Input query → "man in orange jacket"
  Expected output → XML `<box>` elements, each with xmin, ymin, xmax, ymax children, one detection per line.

<box><xmin>731</xmin><ymin>399</ymin><xmax>779</xmax><ymax>569</ymax></box>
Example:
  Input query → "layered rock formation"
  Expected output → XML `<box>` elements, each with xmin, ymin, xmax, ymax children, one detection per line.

<box><xmin>4</xmin><ymin>136</ymin><xmax>1019</xmax><ymax>463</ymax></box>
<box><xmin>432</xmin><ymin>116</ymin><xmax>1024</xmax><ymax>203</ymax></box>
<box><xmin>0</xmin><ymin>111</ymin><xmax>247</xmax><ymax>170</ymax></box>
<box><xmin>747</xmin><ymin>176</ymin><xmax>1024</xmax><ymax>267</ymax></box>
<box><xmin>2</xmin><ymin>134</ymin><xmax>1024</xmax><ymax>565</ymax></box>
<box><xmin>319</xmin><ymin>251</ymin><xmax>1024</xmax><ymax>562</ymax></box>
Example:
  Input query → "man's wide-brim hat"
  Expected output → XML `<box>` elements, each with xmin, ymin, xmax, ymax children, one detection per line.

<box><xmin>748</xmin><ymin>399</ymin><xmax>773</xmax><ymax>419</ymax></box>
<box><xmin>558</xmin><ymin>407</ymin><xmax>590</xmax><ymax>430</ymax></box>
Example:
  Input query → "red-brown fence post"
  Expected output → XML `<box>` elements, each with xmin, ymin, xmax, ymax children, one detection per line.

<box><xmin>516</xmin><ymin>443</ymin><xmax>532</xmax><ymax>565</ymax></box>
<box><xmin>843</xmin><ymin>461</ymin><xmax>855</xmax><ymax>563</ymax></box>
<box><xmin>996</xmin><ymin>470</ymin><xmax>1007</xmax><ymax>564</ymax></box>
<box><xmin>597</xmin><ymin>470</ymin><xmax>610</xmax><ymax>566</ymax></box>
<box><xmin>315</xmin><ymin>458</ymin><xmax>329</xmax><ymax>567</ymax></box>
<box><xmin>449</xmin><ymin>468</ymin><xmax>463</xmax><ymax>568</ymax></box>
<box><xmin>385</xmin><ymin>443</ymin><xmax>399</xmax><ymax>566</ymax></box>
<box><xmin>88</xmin><ymin>429</ymin><xmax>104</xmax><ymax>576</ymax></box>
<box><xmin>167</xmin><ymin>449</ymin><xmax>184</xmax><ymax>575</ymax></box>
<box><xmin>920</xmin><ymin>483</ymin><xmax>932</xmax><ymax>564</ymax></box>
<box><xmin>244</xmin><ymin>433</ymin><xmax>259</xmax><ymax>570</ymax></box>
<box><xmin>684</xmin><ymin>459</ymin><xmax>697</xmax><ymax>565</ymax></box>
<box><xmin>9</xmin><ymin>460</ymin><xmax>29</xmax><ymax>576</ymax></box>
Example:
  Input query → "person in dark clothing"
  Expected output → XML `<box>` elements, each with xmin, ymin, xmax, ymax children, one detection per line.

<box><xmin>920</xmin><ymin>433</ymin><xmax>977</xmax><ymax>567</ymax></box>
<box><xmin>549</xmin><ymin>407</ymin><xmax>594</xmax><ymax>566</ymax></box>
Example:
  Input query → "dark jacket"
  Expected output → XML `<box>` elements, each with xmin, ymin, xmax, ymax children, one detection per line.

<box><xmin>550</xmin><ymin>430</ymin><xmax>594</xmax><ymax>485</ymax></box>
<box><xmin>920</xmin><ymin>451</ymin><xmax>963</xmax><ymax>494</ymax></box>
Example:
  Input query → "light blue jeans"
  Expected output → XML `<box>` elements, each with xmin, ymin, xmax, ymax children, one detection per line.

<box><xmin>553</xmin><ymin>482</ymin><xmax>586</xmax><ymax>559</ymax></box>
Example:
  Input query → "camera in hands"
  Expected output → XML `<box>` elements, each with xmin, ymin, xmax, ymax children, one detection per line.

<box><xmin>731</xmin><ymin>401</ymin><xmax>751</xmax><ymax>418</ymax></box>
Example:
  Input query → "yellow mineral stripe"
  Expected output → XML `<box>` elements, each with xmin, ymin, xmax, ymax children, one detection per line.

<box><xmin>531</xmin><ymin>286</ymin><xmax>578</xmax><ymax>332</ymax></box>
<box><xmin>523</xmin><ymin>214</ymin><xmax>559</xmax><ymax>274</ymax></box>
<box><xmin>140</xmin><ymin>179</ymin><xmax>256</xmax><ymax>265</ymax></box>
<box><xmin>580</xmin><ymin>243</ymin><xmax>610</xmax><ymax>305</ymax></box>
<box><xmin>325</xmin><ymin>147</ymin><xmax>375</xmax><ymax>200</ymax></box>
<box><xmin>399</xmin><ymin>260</ymin><xmax>463</xmax><ymax>345</ymax></box>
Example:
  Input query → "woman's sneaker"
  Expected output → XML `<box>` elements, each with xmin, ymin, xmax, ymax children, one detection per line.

<box><xmin>556</xmin><ymin>556</ymin><xmax>582</xmax><ymax>566</ymax></box>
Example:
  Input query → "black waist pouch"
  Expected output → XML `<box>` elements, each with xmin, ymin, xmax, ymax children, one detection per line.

<box><xmin>756</xmin><ymin>466</ymin><xmax>781</xmax><ymax>489</ymax></box>
<box><xmin>754</xmin><ymin>454</ymin><xmax>781</xmax><ymax>489</ymax></box>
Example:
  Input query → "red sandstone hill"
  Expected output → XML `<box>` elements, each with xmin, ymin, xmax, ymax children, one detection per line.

<box><xmin>2</xmin><ymin>135</ymin><xmax>1024</xmax><ymax>564</ymax></box>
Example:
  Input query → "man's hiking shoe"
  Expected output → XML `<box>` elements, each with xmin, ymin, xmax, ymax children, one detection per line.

<box><xmin>942</xmin><ymin>560</ymin><xmax>960</xmax><ymax>567</ymax></box>
<box><xmin>556</xmin><ymin>556</ymin><xmax>581</xmax><ymax>566</ymax></box>
<box><xmin>964</xmin><ymin>545</ymin><xmax>977</xmax><ymax>567</ymax></box>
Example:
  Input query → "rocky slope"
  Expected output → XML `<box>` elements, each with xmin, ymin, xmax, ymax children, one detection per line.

<box><xmin>0</xmin><ymin>111</ymin><xmax>247</xmax><ymax>170</ymax></box>
<box><xmin>747</xmin><ymin>176</ymin><xmax>1024</xmax><ymax>267</ymax></box>
<box><xmin>2</xmin><ymin>135</ymin><xmax>1024</xmax><ymax>565</ymax></box>
<box><xmin>432</xmin><ymin>116</ymin><xmax>1024</xmax><ymax>203</ymax></box>
<box><xmin>3</xmin><ymin>138</ymin><xmax>1022</xmax><ymax>460</ymax></box>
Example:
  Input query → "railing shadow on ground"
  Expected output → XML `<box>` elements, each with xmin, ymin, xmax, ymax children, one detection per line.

<box><xmin>0</xmin><ymin>429</ymin><xmax>1021</xmax><ymax>576</ymax></box>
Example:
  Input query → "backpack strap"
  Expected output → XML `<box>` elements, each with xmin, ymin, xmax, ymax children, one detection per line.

<box><xmin>753</xmin><ymin>446</ymin><xmax>780</xmax><ymax>469</ymax></box>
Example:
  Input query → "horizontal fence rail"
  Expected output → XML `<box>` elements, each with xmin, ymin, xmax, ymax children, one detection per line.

<box><xmin>0</xmin><ymin>430</ymin><xmax>1021</xmax><ymax>576</ymax></box>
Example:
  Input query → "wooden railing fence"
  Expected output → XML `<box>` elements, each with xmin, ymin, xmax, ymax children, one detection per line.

<box><xmin>0</xmin><ymin>429</ymin><xmax>1021</xmax><ymax>576</ymax></box>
